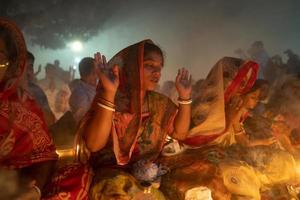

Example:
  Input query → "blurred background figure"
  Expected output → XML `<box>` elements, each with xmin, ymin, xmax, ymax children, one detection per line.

<box><xmin>69</xmin><ymin>57</ymin><xmax>97</xmax><ymax>123</ymax></box>
<box><xmin>50</xmin><ymin>57</ymin><xmax>97</xmax><ymax>147</ymax></box>
<box><xmin>284</xmin><ymin>49</ymin><xmax>300</xmax><ymax>75</ymax></box>
<box><xmin>263</xmin><ymin>54</ymin><xmax>286</xmax><ymax>85</ymax></box>
<box><xmin>247</xmin><ymin>41</ymin><xmax>270</xmax><ymax>79</ymax></box>
<box><xmin>25</xmin><ymin>51</ymin><xmax>56</xmax><ymax>126</ymax></box>
<box><xmin>38</xmin><ymin>63</ymin><xmax>71</xmax><ymax>120</ymax></box>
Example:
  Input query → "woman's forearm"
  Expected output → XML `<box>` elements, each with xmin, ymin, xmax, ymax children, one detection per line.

<box><xmin>84</xmin><ymin>92</ymin><xmax>115</xmax><ymax>152</ymax></box>
<box><xmin>173</xmin><ymin>103</ymin><xmax>191</xmax><ymax>140</ymax></box>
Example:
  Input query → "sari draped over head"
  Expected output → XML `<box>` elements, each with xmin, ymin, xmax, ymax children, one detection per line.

<box><xmin>159</xmin><ymin>58</ymin><xmax>258</xmax><ymax>200</ymax></box>
<box><xmin>183</xmin><ymin>57</ymin><xmax>258</xmax><ymax>147</ymax></box>
<box><xmin>45</xmin><ymin>40</ymin><xmax>177</xmax><ymax>199</ymax></box>
<box><xmin>76</xmin><ymin>40</ymin><xmax>177</xmax><ymax>166</ymax></box>
<box><xmin>0</xmin><ymin>18</ymin><xmax>57</xmax><ymax>169</ymax></box>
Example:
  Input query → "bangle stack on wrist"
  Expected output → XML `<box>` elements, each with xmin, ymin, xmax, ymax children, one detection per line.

<box><xmin>177</xmin><ymin>97</ymin><xmax>192</xmax><ymax>105</ymax></box>
<box><xmin>97</xmin><ymin>97</ymin><xmax>116</xmax><ymax>112</ymax></box>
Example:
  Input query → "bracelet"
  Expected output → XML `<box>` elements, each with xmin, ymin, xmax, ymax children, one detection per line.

<box><xmin>97</xmin><ymin>102</ymin><xmax>116</xmax><ymax>112</ymax></box>
<box><xmin>32</xmin><ymin>185</ymin><xmax>42</xmax><ymax>198</ymax></box>
<box><xmin>98</xmin><ymin>97</ymin><xmax>115</xmax><ymax>108</ymax></box>
<box><xmin>177</xmin><ymin>99</ymin><xmax>192</xmax><ymax>105</ymax></box>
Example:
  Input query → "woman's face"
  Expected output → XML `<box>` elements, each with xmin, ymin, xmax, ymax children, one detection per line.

<box><xmin>242</xmin><ymin>89</ymin><xmax>260</xmax><ymax>110</ymax></box>
<box><xmin>143</xmin><ymin>51</ymin><xmax>163</xmax><ymax>91</ymax></box>
<box><xmin>0</xmin><ymin>38</ymin><xmax>9</xmax><ymax>82</ymax></box>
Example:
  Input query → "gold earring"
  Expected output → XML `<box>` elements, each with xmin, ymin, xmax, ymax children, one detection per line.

<box><xmin>0</xmin><ymin>61</ymin><xmax>9</xmax><ymax>68</ymax></box>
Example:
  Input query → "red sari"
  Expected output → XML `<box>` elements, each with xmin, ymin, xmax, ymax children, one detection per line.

<box><xmin>44</xmin><ymin>40</ymin><xmax>177</xmax><ymax>199</ymax></box>
<box><xmin>0</xmin><ymin>18</ymin><xmax>57</xmax><ymax>169</ymax></box>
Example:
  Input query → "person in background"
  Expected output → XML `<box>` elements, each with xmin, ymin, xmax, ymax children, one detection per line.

<box><xmin>247</xmin><ymin>41</ymin><xmax>270</xmax><ymax>79</ymax></box>
<box><xmin>69</xmin><ymin>57</ymin><xmax>97</xmax><ymax>123</ymax></box>
<box><xmin>25</xmin><ymin>51</ymin><xmax>56</xmax><ymax>126</ymax></box>
<box><xmin>38</xmin><ymin>63</ymin><xmax>71</xmax><ymax>120</ymax></box>
<box><xmin>263</xmin><ymin>55</ymin><xmax>286</xmax><ymax>84</ymax></box>
<box><xmin>284</xmin><ymin>49</ymin><xmax>300</xmax><ymax>75</ymax></box>
<box><xmin>49</xmin><ymin>57</ymin><xmax>98</xmax><ymax>147</ymax></box>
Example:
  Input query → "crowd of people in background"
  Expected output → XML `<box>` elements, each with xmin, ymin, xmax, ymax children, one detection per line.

<box><xmin>2</xmin><ymin>17</ymin><xmax>300</xmax><ymax>200</ymax></box>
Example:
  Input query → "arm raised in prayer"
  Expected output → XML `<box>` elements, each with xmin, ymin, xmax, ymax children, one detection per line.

<box><xmin>84</xmin><ymin>52</ymin><xmax>119</xmax><ymax>152</ymax></box>
<box><xmin>172</xmin><ymin>68</ymin><xmax>192</xmax><ymax>140</ymax></box>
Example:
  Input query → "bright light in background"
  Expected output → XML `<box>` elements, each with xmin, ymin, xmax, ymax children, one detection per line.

<box><xmin>69</xmin><ymin>40</ymin><xmax>83</xmax><ymax>52</ymax></box>
<box><xmin>74</xmin><ymin>57</ymin><xmax>81</xmax><ymax>64</ymax></box>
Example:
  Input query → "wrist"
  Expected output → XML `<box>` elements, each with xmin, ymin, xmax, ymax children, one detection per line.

<box><xmin>177</xmin><ymin>97</ymin><xmax>192</xmax><ymax>105</ymax></box>
<box><xmin>178</xmin><ymin>95</ymin><xmax>191</xmax><ymax>100</ymax></box>
<box><xmin>100</xmin><ymin>91</ymin><xmax>116</xmax><ymax>102</ymax></box>
<box><xmin>97</xmin><ymin>92</ymin><xmax>116</xmax><ymax>112</ymax></box>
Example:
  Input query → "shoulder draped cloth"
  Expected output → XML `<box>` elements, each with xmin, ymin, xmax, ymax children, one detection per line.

<box><xmin>184</xmin><ymin>57</ymin><xmax>258</xmax><ymax>147</ymax></box>
<box><xmin>76</xmin><ymin>40</ymin><xmax>177</xmax><ymax>166</ymax></box>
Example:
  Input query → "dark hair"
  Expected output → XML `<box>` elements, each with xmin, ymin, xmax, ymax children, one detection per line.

<box><xmin>0</xmin><ymin>26</ymin><xmax>19</xmax><ymax>81</ymax></box>
<box><xmin>27</xmin><ymin>51</ymin><xmax>35</xmax><ymax>62</ymax></box>
<box><xmin>144</xmin><ymin>42</ymin><xmax>164</xmax><ymax>65</ymax></box>
<box><xmin>0</xmin><ymin>26</ymin><xmax>17</xmax><ymax>63</ymax></box>
<box><xmin>79</xmin><ymin>57</ymin><xmax>95</xmax><ymax>77</ymax></box>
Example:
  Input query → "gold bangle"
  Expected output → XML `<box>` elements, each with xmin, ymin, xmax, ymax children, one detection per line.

<box><xmin>178</xmin><ymin>99</ymin><xmax>192</xmax><ymax>105</ymax></box>
<box><xmin>97</xmin><ymin>102</ymin><xmax>115</xmax><ymax>112</ymax></box>
<box><xmin>97</xmin><ymin>97</ymin><xmax>116</xmax><ymax>108</ymax></box>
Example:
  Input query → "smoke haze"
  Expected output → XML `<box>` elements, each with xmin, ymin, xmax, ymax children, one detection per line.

<box><xmin>25</xmin><ymin>0</ymin><xmax>300</xmax><ymax>82</ymax></box>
